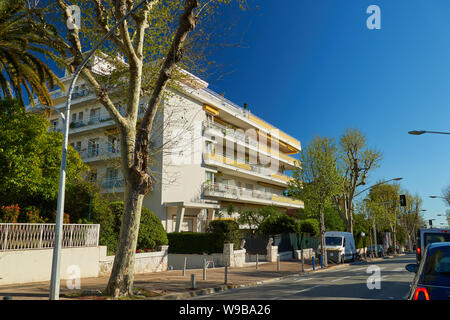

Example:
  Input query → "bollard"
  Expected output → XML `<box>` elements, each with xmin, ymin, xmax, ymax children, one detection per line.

<box><xmin>320</xmin><ymin>254</ymin><xmax>324</xmax><ymax>269</ymax></box>
<box><xmin>256</xmin><ymin>254</ymin><xmax>259</xmax><ymax>270</ymax></box>
<box><xmin>312</xmin><ymin>256</ymin><xmax>315</xmax><ymax>271</ymax></box>
<box><xmin>277</xmin><ymin>254</ymin><xmax>280</xmax><ymax>271</ymax></box>
<box><xmin>203</xmin><ymin>259</ymin><xmax>207</xmax><ymax>280</ymax></box>
<box><xmin>191</xmin><ymin>274</ymin><xmax>196</xmax><ymax>289</ymax></box>
<box><xmin>301</xmin><ymin>249</ymin><xmax>304</xmax><ymax>273</ymax></box>
<box><xmin>224</xmin><ymin>263</ymin><xmax>228</xmax><ymax>284</ymax></box>
<box><xmin>182</xmin><ymin>256</ymin><xmax>187</xmax><ymax>276</ymax></box>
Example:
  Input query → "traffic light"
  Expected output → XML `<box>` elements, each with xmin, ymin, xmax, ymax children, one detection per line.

<box><xmin>399</xmin><ymin>194</ymin><xmax>406</xmax><ymax>207</ymax></box>
<box><xmin>429</xmin><ymin>220</ymin><xmax>433</xmax><ymax>227</ymax></box>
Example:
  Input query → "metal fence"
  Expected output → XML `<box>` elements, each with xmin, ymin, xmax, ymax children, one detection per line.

<box><xmin>0</xmin><ymin>223</ymin><xmax>100</xmax><ymax>251</ymax></box>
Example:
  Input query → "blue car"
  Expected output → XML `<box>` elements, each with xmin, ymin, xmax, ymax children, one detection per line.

<box><xmin>405</xmin><ymin>242</ymin><xmax>450</xmax><ymax>300</ymax></box>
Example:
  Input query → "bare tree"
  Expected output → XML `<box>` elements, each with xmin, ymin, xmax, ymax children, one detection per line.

<box><xmin>47</xmin><ymin>0</ymin><xmax>245</xmax><ymax>297</ymax></box>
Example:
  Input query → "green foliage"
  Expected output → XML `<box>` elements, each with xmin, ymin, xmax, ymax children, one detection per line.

<box><xmin>167</xmin><ymin>232</ymin><xmax>220</xmax><ymax>254</ymax></box>
<box><xmin>207</xmin><ymin>219</ymin><xmax>241</xmax><ymax>250</ymax></box>
<box><xmin>0</xmin><ymin>0</ymin><xmax>65</xmax><ymax>107</ymax></box>
<box><xmin>98</xmin><ymin>202</ymin><xmax>168</xmax><ymax>255</ymax></box>
<box><xmin>238</xmin><ymin>206</ymin><xmax>281</xmax><ymax>234</ymax></box>
<box><xmin>258</xmin><ymin>214</ymin><xmax>300</xmax><ymax>235</ymax></box>
<box><xmin>299</xmin><ymin>219</ymin><xmax>319</xmax><ymax>237</ymax></box>
<box><xmin>0</xmin><ymin>99</ymin><xmax>87</xmax><ymax>218</ymax></box>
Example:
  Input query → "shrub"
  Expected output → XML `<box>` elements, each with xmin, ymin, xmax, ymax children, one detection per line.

<box><xmin>299</xmin><ymin>219</ymin><xmax>320</xmax><ymax>237</ymax></box>
<box><xmin>100</xmin><ymin>201</ymin><xmax>168</xmax><ymax>255</ymax></box>
<box><xmin>167</xmin><ymin>232</ymin><xmax>220</xmax><ymax>254</ymax></box>
<box><xmin>257</xmin><ymin>214</ymin><xmax>300</xmax><ymax>235</ymax></box>
<box><xmin>0</xmin><ymin>204</ymin><xmax>20</xmax><ymax>223</ymax></box>
<box><xmin>207</xmin><ymin>219</ymin><xmax>241</xmax><ymax>250</ymax></box>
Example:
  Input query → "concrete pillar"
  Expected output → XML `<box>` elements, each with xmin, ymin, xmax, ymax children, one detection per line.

<box><xmin>266</xmin><ymin>241</ymin><xmax>278</xmax><ymax>263</ymax></box>
<box><xmin>206</xmin><ymin>208</ymin><xmax>215</xmax><ymax>227</ymax></box>
<box><xmin>175</xmin><ymin>207</ymin><xmax>185</xmax><ymax>232</ymax></box>
<box><xmin>223</xmin><ymin>243</ymin><xmax>234</xmax><ymax>267</ymax></box>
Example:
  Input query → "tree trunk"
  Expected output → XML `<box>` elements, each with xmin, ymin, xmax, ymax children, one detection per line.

<box><xmin>105</xmin><ymin>180</ymin><xmax>144</xmax><ymax>297</ymax></box>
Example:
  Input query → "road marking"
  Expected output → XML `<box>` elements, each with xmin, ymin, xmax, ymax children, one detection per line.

<box><xmin>294</xmin><ymin>277</ymin><xmax>313</xmax><ymax>282</ymax></box>
<box><xmin>330</xmin><ymin>276</ymin><xmax>351</xmax><ymax>282</ymax></box>
<box><xmin>392</xmin><ymin>267</ymin><xmax>404</xmax><ymax>272</ymax></box>
<box><xmin>294</xmin><ymin>284</ymin><xmax>322</xmax><ymax>294</ymax></box>
<box><xmin>353</xmin><ymin>267</ymin><xmax>367</xmax><ymax>271</ymax></box>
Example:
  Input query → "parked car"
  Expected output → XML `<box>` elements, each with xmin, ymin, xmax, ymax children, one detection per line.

<box><xmin>323</xmin><ymin>231</ymin><xmax>356</xmax><ymax>263</ymax></box>
<box><xmin>416</xmin><ymin>228</ymin><xmax>450</xmax><ymax>264</ymax></box>
<box><xmin>405</xmin><ymin>242</ymin><xmax>450</xmax><ymax>300</ymax></box>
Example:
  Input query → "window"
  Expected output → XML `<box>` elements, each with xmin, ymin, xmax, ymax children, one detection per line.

<box><xmin>75</xmin><ymin>141</ymin><xmax>81</xmax><ymax>151</ymax></box>
<box><xmin>89</xmin><ymin>108</ymin><xmax>101</xmax><ymax>123</ymax></box>
<box><xmin>51</xmin><ymin>119</ymin><xmax>58</xmax><ymax>129</ymax></box>
<box><xmin>108</xmin><ymin>136</ymin><xmax>120</xmax><ymax>153</ymax></box>
<box><xmin>326</xmin><ymin>237</ymin><xmax>343</xmax><ymax>246</ymax></box>
<box><xmin>423</xmin><ymin>247</ymin><xmax>450</xmax><ymax>283</ymax></box>
<box><xmin>78</xmin><ymin>112</ymin><xmax>84</xmax><ymax>121</ymax></box>
<box><xmin>88</xmin><ymin>138</ymin><xmax>99</xmax><ymax>157</ymax></box>
<box><xmin>424</xmin><ymin>233</ymin><xmax>450</xmax><ymax>248</ymax></box>
<box><xmin>205</xmin><ymin>172</ymin><xmax>214</xmax><ymax>184</ymax></box>
<box><xmin>71</xmin><ymin>113</ymin><xmax>77</xmax><ymax>123</ymax></box>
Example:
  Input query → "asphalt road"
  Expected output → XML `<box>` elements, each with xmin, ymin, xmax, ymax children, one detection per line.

<box><xmin>191</xmin><ymin>254</ymin><xmax>416</xmax><ymax>300</ymax></box>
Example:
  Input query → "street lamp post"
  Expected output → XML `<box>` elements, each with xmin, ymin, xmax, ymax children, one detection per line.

<box><xmin>49</xmin><ymin>0</ymin><xmax>150</xmax><ymax>300</ymax></box>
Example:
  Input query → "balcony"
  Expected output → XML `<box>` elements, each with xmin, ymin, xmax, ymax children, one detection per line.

<box><xmin>203</xmin><ymin>182</ymin><xmax>303</xmax><ymax>208</ymax></box>
<box><xmin>203</xmin><ymin>121</ymin><xmax>297</xmax><ymax>166</ymax></box>
<box><xmin>203</xmin><ymin>121</ymin><xmax>258</xmax><ymax>148</ymax></box>
<box><xmin>102</xmin><ymin>178</ymin><xmax>125</xmax><ymax>190</ymax></box>
<box><xmin>203</xmin><ymin>152</ymin><xmax>292</xmax><ymax>185</ymax></box>
<box><xmin>78</xmin><ymin>144</ymin><xmax>120</xmax><ymax>162</ymax></box>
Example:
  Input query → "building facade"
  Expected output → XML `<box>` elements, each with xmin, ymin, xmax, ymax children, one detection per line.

<box><xmin>34</xmin><ymin>67</ymin><xmax>304</xmax><ymax>233</ymax></box>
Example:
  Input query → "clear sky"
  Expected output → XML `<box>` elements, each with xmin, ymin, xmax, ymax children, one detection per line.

<box><xmin>204</xmin><ymin>0</ymin><xmax>450</xmax><ymax>226</ymax></box>
<box><xmin>34</xmin><ymin>1</ymin><xmax>449</xmax><ymax>226</ymax></box>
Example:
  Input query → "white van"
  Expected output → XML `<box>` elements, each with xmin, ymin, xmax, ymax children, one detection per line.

<box><xmin>325</xmin><ymin>231</ymin><xmax>357</xmax><ymax>263</ymax></box>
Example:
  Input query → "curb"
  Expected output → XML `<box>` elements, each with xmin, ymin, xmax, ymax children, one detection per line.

<box><xmin>147</xmin><ymin>261</ymin><xmax>362</xmax><ymax>300</ymax></box>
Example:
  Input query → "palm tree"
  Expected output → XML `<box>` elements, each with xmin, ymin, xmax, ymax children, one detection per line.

<box><xmin>0</xmin><ymin>0</ymin><xmax>65</xmax><ymax>107</ymax></box>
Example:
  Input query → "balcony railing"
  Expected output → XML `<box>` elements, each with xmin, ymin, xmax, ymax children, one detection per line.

<box><xmin>204</xmin><ymin>153</ymin><xmax>291</xmax><ymax>183</ymax></box>
<box><xmin>0</xmin><ymin>223</ymin><xmax>100</xmax><ymax>251</ymax></box>
<box><xmin>203</xmin><ymin>182</ymin><xmax>273</xmax><ymax>201</ymax></box>
<box><xmin>203</xmin><ymin>121</ymin><xmax>258</xmax><ymax>148</ymax></box>
<box><xmin>102</xmin><ymin>178</ymin><xmax>125</xmax><ymax>189</ymax></box>
<box><xmin>203</xmin><ymin>182</ymin><xmax>303</xmax><ymax>207</ymax></box>
<box><xmin>203</xmin><ymin>121</ymin><xmax>296</xmax><ymax>165</ymax></box>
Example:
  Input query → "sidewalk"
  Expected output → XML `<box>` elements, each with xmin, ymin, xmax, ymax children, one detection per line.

<box><xmin>0</xmin><ymin>259</ymin><xmax>342</xmax><ymax>300</ymax></box>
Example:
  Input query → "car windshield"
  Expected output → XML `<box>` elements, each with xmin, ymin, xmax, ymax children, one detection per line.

<box><xmin>424</xmin><ymin>232</ymin><xmax>450</xmax><ymax>247</ymax></box>
<box><xmin>422</xmin><ymin>246</ymin><xmax>450</xmax><ymax>284</ymax></box>
<box><xmin>326</xmin><ymin>237</ymin><xmax>343</xmax><ymax>246</ymax></box>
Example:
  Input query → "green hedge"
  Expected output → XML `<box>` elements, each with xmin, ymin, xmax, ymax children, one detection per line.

<box><xmin>207</xmin><ymin>220</ymin><xmax>241</xmax><ymax>249</ymax></box>
<box><xmin>258</xmin><ymin>214</ymin><xmax>300</xmax><ymax>235</ymax></box>
<box><xmin>167</xmin><ymin>232</ymin><xmax>221</xmax><ymax>254</ymax></box>
<box><xmin>97</xmin><ymin>201</ymin><xmax>168</xmax><ymax>255</ymax></box>
<box><xmin>168</xmin><ymin>220</ymin><xmax>242</xmax><ymax>254</ymax></box>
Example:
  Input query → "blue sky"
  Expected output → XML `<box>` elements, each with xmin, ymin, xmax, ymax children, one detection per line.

<box><xmin>32</xmin><ymin>1</ymin><xmax>449</xmax><ymax>226</ymax></box>
<box><xmin>204</xmin><ymin>0</ymin><xmax>450</xmax><ymax>226</ymax></box>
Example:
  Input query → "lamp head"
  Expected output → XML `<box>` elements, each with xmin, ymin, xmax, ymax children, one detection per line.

<box><xmin>408</xmin><ymin>130</ymin><xmax>426</xmax><ymax>135</ymax></box>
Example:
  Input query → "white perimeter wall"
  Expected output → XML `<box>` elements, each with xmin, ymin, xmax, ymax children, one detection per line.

<box><xmin>0</xmin><ymin>246</ymin><xmax>105</xmax><ymax>286</ymax></box>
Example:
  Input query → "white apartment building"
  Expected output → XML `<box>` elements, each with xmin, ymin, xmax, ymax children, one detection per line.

<box><xmin>34</xmin><ymin>65</ymin><xmax>304</xmax><ymax>233</ymax></box>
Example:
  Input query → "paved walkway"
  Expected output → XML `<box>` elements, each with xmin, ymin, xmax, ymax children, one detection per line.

<box><xmin>0</xmin><ymin>259</ymin><xmax>328</xmax><ymax>300</ymax></box>
<box><xmin>0</xmin><ymin>255</ymin><xmax>393</xmax><ymax>300</ymax></box>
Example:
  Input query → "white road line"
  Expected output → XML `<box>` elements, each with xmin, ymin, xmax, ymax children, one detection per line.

<box><xmin>330</xmin><ymin>276</ymin><xmax>351</xmax><ymax>282</ymax></box>
<box><xmin>391</xmin><ymin>267</ymin><xmax>404</xmax><ymax>272</ymax></box>
<box><xmin>294</xmin><ymin>277</ymin><xmax>313</xmax><ymax>282</ymax></box>
<box><xmin>353</xmin><ymin>267</ymin><xmax>367</xmax><ymax>271</ymax></box>
<box><xmin>294</xmin><ymin>284</ymin><xmax>322</xmax><ymax>294</ymax></box>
